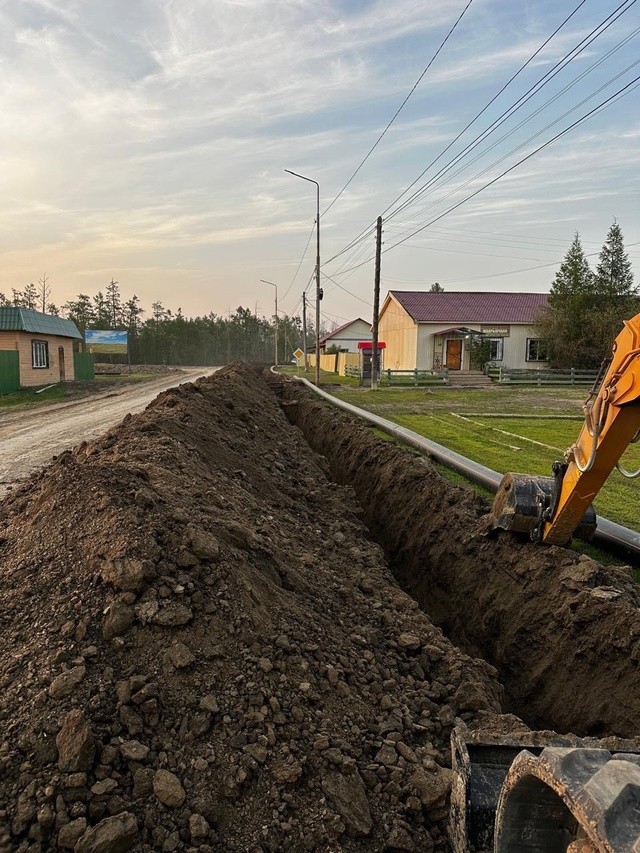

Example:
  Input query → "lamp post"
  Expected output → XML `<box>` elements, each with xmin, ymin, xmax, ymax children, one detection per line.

<box><xmin>285</xmin><ymin>169</ymin><xmax>321</xmax><ymax>386</ymax></box>
<box><xmin>260</xmin><ymin>279</ymin><xmax>278</xmax><ymax>366</ymax></box>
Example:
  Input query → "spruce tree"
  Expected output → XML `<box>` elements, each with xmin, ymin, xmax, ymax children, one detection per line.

<box><xmin>539</xmin><ymin>224</ymin><xmax>639</xmax><ymax>368</ymax></box>
<box><xmin>595</xmin><ymin>219</ymin><xmax>635</xmax><ymax>299</ymax></box>
<box><xmin>548</xmin><ymin>233</ymin><xmax>593</xmax><ymax>307</ymax></box>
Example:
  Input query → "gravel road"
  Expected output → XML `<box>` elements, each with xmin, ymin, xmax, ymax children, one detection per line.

<box><xmin>0</xmin><ymin>368</ymin><xmax>218</xmax><ymax>498</ymax></box>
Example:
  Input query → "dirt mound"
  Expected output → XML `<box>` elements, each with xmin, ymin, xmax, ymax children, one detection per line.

<box><xmin>0</xmin><ymin>364</ymin><xmax>506</xmax><ymax>852</ymax></box>
<box><xmin>283</xmin><ymin>380</ymin><xmax>640</xmax><ymax>740</ymax></box>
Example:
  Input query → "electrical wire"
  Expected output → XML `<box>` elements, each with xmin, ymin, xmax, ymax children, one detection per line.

<box><xmin>393</xmin><ymin>53</ymin><xmax>640</xmax><ymax>232</ymax></box>
<box><xmin>321</xmin><ymin>271</ymin><xmax>373</xmax><ymax>306</ymax></box>
<box><xmin>385</xmin><ymin>0</ymin><xmax>638</xmax><ymax>225</ymax></box>
<box><xmin>384</xmin><ymin>241</ymin><xmax>640</xmax><ymax>285</ymax></box>
<box><xmin>332</xmin><ymin>74</ymin><xmax>640</xmax><ymax>276</ymax></box>
<box><xmin>281</xmin><ymin>221</ymin><xmax>316</xmax><ymax>303</ymax></box>
<box><xmin>390</xmin><ymin>29</ymin><xmax>640</xmax><ymax>227</ymax></box>
<box><xmin>323</xmin><ymin>0</ymin><xmax>635</xmax><ymax>268</ymax></box>
<box><xmin>322</xmin><ymin>0</ymin><xmax>476</xmax><ymax>217</ymax></box>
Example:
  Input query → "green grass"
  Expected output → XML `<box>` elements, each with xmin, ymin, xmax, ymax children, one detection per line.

<box><xmin>0</xmin><ymin>385</ymin><xmax>65</xmax><ymax>407</ymax></box>
<box><xmin>333</xmin><ymin>385</ymin><xmax>640</xmax><ymax>535</ymax></box>
<box><xmin>277</xmin><ymin>365</ymin><xmax>359</xmax><ymax>386</ymax></box>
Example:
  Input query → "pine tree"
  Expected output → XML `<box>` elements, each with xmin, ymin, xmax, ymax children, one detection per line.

<box><xmin>62</xmin><ymin>294</ymin><xmax>95</xmax><ymax>332</ymax></box>
<box><xmin>595</xmin><ymin>219</ymin><xmax>635</xmax><ymax>299</ymax></box>
<box><xmin>105</xmin><ymin>278</ymin><xmax>122</xmax><ymax>328</ymax></box>
<box><xmin>92</xmin><ymin>291</ymin><xmax>111</xmax><ymax>328</ymax></box>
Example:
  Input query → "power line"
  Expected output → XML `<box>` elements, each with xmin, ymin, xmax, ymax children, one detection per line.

<box><xmin>281</xmin><ymin>221</ymin><xmax>316</xmax><ymax>303</ymax></box>
<box><xmin>321</xmin><ymin>271</ymin><xmax>373</xmax><ymax>306</ymax></box>
<box><xmin>393</xmin><ymin>53</ymin><xmax>640</xmax><ymax>232</ymax></box>
<box><xmin>323</xmin><ymin>0</ymin><xmax>633</xmax><ymax>268</ymax></box>
<box><xmin>384</xmin><ymin>0</ymin><xmax>637</xmax><ymax>225</ymax></box>
<box><xmin>321</xmin><ymin>0</ymin><xmax>476</xmax><ymax>217</ymax></box>
<box><xmin>397</xmin><ymin>241</ymin><xmax>640</xmax><ymax>285</ymax></box>
<box><xmin>389</xmin><ymin>26</ymin><xmax>640</xmax><ymax>227</ymax></box>
<box><xmin>333</xmin><ymin>74</ymin><xmax>640</xmax><ymax>276</ymax></box>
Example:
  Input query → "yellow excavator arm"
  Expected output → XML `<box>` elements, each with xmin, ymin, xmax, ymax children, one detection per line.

<box><xmin>491</xmin><ymin>312</ymin><xmax>640</xmax><ymax>545</ymax></box>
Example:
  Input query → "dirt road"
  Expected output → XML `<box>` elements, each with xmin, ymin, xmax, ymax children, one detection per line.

<box><xmin>0</xmin><ymin>368</ymin><xmax>217</xmax><ymax>498</ymax></box>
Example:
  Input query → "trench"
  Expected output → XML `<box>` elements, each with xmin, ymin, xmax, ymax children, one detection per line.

<box><xmin>281</xmin><ymin>379</ymin><xmax>640</xmax><ymax>740</ymax></box>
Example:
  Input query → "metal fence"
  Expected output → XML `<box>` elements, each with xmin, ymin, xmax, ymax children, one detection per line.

<box><xmin>0</xmin><ymin>350</ymin><xmax>20</xmax><ymax>394</ymax></box>
<box><xmin>73</xmin><ymin>352</ymin><xmax>95</xmax><ymax>381</ymax></box>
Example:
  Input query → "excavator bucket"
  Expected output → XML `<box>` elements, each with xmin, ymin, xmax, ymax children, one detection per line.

<box><xmin>489</xmin><ymin>472</ymin><xmax>554</xmax><ymax>535</ymax></box>
<box><xmin>489</xmin><ymin>472</ymin><xmax>596</xmax><ymax>541</ymax></box>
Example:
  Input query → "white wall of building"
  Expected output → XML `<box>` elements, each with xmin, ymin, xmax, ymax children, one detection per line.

<box><xmin>323</xmin><ymin>319</ymin><xmax>372</xmax><ymax>353</ymax></box>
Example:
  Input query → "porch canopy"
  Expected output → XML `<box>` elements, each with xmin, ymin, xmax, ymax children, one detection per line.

<box><xmin>434</xmin><ymin>327</ymin><xmax>489</xmax><ymax>337</ymax></box>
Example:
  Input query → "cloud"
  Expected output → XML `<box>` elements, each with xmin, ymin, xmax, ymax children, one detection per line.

<box><xmin>0</xmin><ymin>0</ymin><xmax>636</xmax><ymax>317</ymax></box>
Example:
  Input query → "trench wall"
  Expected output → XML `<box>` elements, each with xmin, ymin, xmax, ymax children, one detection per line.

<box><xmin>284</xmin><ymin>382</ymin><xmax>640</xmax><ymax>739</ymax></box>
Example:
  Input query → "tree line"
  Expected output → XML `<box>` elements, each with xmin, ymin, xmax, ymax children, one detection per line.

<box><xmin>4</xmin><ymin>220</ymin><xmax>634</xmax><ymax>370</ymax></box>
<box><xmin>2</xmin><ymin>278</ymin><xmax>320</xmax><ymax>366</ymax></box>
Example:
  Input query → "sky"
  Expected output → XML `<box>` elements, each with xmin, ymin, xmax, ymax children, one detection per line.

<box><xmin>0</xmin><ymin>0</ymin><xmax>638</xmax><ymax>329</ymax></box>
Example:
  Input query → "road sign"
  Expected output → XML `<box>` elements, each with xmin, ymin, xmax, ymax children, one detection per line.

<box><xmin>293</xmin><ymin>348</ymin><xmax>304</xmax><ymax>360</ymax></box>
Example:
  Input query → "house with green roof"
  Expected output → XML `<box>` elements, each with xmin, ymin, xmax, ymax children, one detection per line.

<box><xmin>0</xmin><ymin>307</ymin><xmax>83</xmax><ymax>390</ymax></box>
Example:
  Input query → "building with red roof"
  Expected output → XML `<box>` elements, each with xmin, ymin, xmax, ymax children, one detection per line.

<box><xmin>378</xmin><ymin>291</ymin><xmax>549</xmax><ymax>371</ymax></box>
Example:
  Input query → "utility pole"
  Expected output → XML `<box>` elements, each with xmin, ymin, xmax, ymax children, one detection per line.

<box><xmin>315</xmin><ymin>207</ymin><xmax>321</xmax><ymax>387</ymax></box>
<box><xmin>371</xmin><ymin>216</ymin><xmax>382</xmax><ymax>390</ymax></box>
<box><xmin>260</xmin><ymin>280</ymin><xmax>278</xmax><ymax>366</ymax></box>
<box><xmin>285</xmin><ymin>169</ymin><xmax>320</xmax><ymax>385</ymax></box>
<box><xmin>302</xmin><ymin>291</ymin><xmax>308</xmax><ymax>371</ymax></box>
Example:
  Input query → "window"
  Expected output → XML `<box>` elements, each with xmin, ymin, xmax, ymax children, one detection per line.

<box><xmin>526</xmin><ymin>338</ymin><xmax>547</xmax><ymax>362</ymax></box>
<box><xmin>488</xmin><ymin>338</ymin><xmax>503</xmax><ymax>361</ymax></box>
<box><xmin>32</xmin><ymin>340</ymin><xmax>49</xmax><ymax>369</ymax></box>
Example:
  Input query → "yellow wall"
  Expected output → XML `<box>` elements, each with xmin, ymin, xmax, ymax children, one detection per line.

<box><xmin>378</xmin><ymin>296</ymin><xmax>417</xmax><ymax>370</ymax></box>
<box><xmin>306</xmin><ymin>353</ymin><xmax>338</xmax><ymax>372</ymax></box>
<box><xmin>337</xmin><ymin>351</ymin><xmax>359</xmax><ymax>375</ymax></box>
<box><xmin>304</xmin><ymin>352</ymin><xmax>360</xmax><ymax>375</ymax></box>
<box><xmin>0</xmin><ymin>331</ymin><xmax>76</xmax><ymax>386</ymax></box>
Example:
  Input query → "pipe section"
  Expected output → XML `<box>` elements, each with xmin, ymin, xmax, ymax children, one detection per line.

<box><xmin>295</xmin><ymin>379</ymin><xmax>640</xmax><ymax>564</ymax></box>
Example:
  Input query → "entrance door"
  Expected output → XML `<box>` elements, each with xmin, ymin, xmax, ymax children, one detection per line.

<box><xmin>58</xmin><ymin>346</ymin><xmax>66</xmax><ymax>381</ymax></box>
<box><xmin>445</xmin><ymin>339</ymin><xmax>462</xmax><ymax>370</ymax></box>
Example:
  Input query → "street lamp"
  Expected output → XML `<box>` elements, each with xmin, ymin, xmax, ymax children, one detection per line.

<box><xmin>285</xmin><ymin>169</ymin><xmax>321</xmax><ymax>386</ymax></box>
<box><xmin>260</xmin><ymin>279</ymin><xmax>278</xmax><ymax>366</ymax></box>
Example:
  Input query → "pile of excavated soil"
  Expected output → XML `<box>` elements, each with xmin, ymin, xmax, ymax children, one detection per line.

<box><xmin>283</xmin><ymin>380</ymin><xmax>640</xmax><ymax>740</ymax></box>
<box><xmin>0</xmin><ymin>363</ymin><xmax>508</xmax><ymax>852</ymax></box>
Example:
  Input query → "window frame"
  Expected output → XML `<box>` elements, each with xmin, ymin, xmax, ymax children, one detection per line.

<box><xmin>488</xmin><ymin>337</ymin><xmax>504</xmax><ymax>362</ymax></box>
<box><xmin>526</xmin><ymin>338</ymin><xmax>547</xmax><ymax>362</ymax></box>
<box><xmin>31</xmin><ymin>340</ymin><xmax>49</xmax><ymax>369</ymax></box>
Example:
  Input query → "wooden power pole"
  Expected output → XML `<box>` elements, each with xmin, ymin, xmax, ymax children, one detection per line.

<box><xmin>371</xmin><ymin>216</ymin><xmax>382</xmax><ymax>390</ymax></box>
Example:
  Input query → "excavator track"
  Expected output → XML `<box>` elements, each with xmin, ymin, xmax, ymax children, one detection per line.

<box><xmin>450</xmin><ymin>730</ymin><xmax>640</xmax><ymax>852</ymax></box>
<box><xmin>495</xmin><ymin>747</ymin><xmax>640</xmax><ymax>852</ymax></box>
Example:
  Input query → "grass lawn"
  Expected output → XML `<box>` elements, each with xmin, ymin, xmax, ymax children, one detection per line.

<box><xmin>277</xmin><ymin>365</ymin><xmax>359</xmax><ymax>386</ymax></box>
<box><xmin>0</xmin><ymin>385</ymin><xmax>66</xmax><ymax>407</ymax></box>
<box><xmin>334</xmin><ymin>385</ymin><xmax>640</xmax><ymax>534</ymax></box>
<box><xmin>0</xmin><ymin>373</ymin><xmax>160</xmax><ymax>410</ymax></box>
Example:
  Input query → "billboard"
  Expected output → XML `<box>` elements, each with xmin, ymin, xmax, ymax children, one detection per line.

<box><xmin>85</xmin><ymin>330</ymin><xmax>128</xmax><ymax>354</ymax></box>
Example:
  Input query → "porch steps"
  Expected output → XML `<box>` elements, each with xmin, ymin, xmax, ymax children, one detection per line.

<box><xmin>446</xmin><ymin>370</ymin><xmax>493</xmax><ymax>388</ymax></box>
